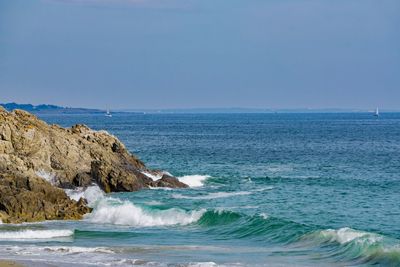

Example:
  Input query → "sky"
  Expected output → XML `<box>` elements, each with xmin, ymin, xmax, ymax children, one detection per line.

<box><xmin>0</xmin><ymin>0</ymin><xmax>399</xmax><ymax>110</ymax></box>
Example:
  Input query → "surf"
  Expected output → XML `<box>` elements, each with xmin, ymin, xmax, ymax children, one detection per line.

<box><xmin>86</xmin><ymin>198</ymin><xmax>205</xmax><ymax>227</ymax></box>
<box><xmin>0</xmin><ymin>229</ymin><xmax>74</xmax><ymax>240</ymax></box>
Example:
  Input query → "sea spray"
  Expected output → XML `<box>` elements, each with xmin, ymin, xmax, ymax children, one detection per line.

<box><xmin>35</xmin><ymin>170</ymin><xmax>57</xmax><ymax>185</ymax></box>
<box><xmin>177</xmin><ymin>175</ymin><xmax>210</xmax><ymax>187</ymax></box>
<box><xmin>64</xmin><ymin>184</ymin><xmax>104</xmax><ymax>206</ymax></box>
<box><xmin>141</xmin><ymin>171</ymin><xmax>162</xmax><ymax>181</ymax></box>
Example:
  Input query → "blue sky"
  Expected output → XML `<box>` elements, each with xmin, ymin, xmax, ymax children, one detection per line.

<box><xmin>0</xmin><ymin>0</ymin><xmax>399</xmax><ymax>109</ymax></box>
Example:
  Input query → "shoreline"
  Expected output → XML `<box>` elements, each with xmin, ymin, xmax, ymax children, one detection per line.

<box><xmin>0</xmin><ymin>260</ymin><xmax>24</xmax><ymax>267</ymax></box>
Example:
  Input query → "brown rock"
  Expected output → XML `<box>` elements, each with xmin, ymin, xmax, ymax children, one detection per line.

<box><xmin>150</xmin><ymin>174</ymin><xmax>188</xmax><ymax>188</ymax></box>
<box><xmin>0</xmin><ymin>173</ymin><xmax>92</xmax><ymax>223</ymax></box>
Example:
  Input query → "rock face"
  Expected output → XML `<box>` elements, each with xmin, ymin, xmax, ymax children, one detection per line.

<box><xmin>0</xmin><ymin>107</ymin><xmax>187</xmax><ymax>223</ymax></box>
<box><xmin>0</xmin><ymin>173</ymin><xmax>91</xmax><ymax>223</ymax></box>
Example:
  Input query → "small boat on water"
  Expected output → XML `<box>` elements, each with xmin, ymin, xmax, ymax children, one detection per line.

<box><xmin>374</xmin><ymin>107</ymin><xmax>379</xmax><ymax>117</ymax></box>
<box><xmin>105</xmin><ymin>109</ymin><xmax>112</xmax><ymax>117</ymax></box>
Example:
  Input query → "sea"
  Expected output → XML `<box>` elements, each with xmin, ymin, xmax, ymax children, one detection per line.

<box><xmin>1</xmin><ymin>112</ymin><xmax>400</xmax><ymax>267</ymax></box>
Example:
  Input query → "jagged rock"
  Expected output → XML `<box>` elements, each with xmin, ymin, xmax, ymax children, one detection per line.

<box><xmin>0</xmin><ymin>173</ymin><xmax>92</xmax><ymax>223</ymax></box>
<box><xmin>0</xmin><ymin>108</ymin><xmax>187</xmax><ymax>223</ymax></box>
<box><xmin>150</xmin><ymin>174</ymin><xmax>188</xmax><ymax>188</ymax></box>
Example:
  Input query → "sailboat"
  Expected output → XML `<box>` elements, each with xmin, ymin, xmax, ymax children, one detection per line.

<box><xmin>105</xmin><ymin>109</ymin><xmax>112</xmax><ymax>117</ymax></box>
<box><xmin>374</xmin><ymin>107</ymin><xmax>379</xmax><ymax>117</ymax></box>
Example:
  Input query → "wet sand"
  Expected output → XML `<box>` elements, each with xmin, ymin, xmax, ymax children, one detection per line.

<box><xmin>0</xmin><ymin>261</ymin><xmax>24</xmax><ymax>267</ymax></box>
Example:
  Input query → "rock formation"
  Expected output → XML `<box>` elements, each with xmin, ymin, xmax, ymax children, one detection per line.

<box><xmin>0</xmin><ymin>107</ymin><xmax>187</xmax><ymax>223</ymax></box>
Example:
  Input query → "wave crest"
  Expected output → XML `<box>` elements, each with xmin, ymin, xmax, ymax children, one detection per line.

<box><xmin>0</xmin><ymin>230</ymin><xmax>74</xmax><ymax>240</ymax></box>
<box><xmin>177</xmin><ymin>175</ymin><xmax>210</xmax><ymax>187</ymax></box>
<box><xmin>86</xmin><ymin>198</ymin><xmax>205</xmax><ymax>227</ymax></box>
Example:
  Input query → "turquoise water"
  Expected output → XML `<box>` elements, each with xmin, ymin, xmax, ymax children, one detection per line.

<box><xmin>1</xmin><ymin>113</ymin><xmax>400</xmax><ymax>266</ymax></box>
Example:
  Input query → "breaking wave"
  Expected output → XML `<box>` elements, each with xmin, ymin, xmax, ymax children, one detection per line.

<box><xmin>299</xmin><ymin>227</ymin><xmax>400</xmax><ymax>265</ymax></box>
<box><xmin>64</xmin><ymin>184</ymin><xmax>104</xmax><ymax>206</ymax></box>
<box><xmin>35</xmin><ymin>169</ymin><xmax>57</xmax><ymax>185</ymax></box>
<box><xmin>0</xmin><ymin>230</ymin><xmax>74</xmax><ymax>240</ymax></box>
<box><xmin>86</xmin><ymin>198</ymin><xmax>205</xmax><ymax>227</ymax></box>
<box><xmin>177</xmin><ymin>175</ymin><xmax>210</xmax><ymax>187</ymax></box>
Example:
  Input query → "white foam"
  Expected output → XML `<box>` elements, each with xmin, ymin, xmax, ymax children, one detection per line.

<box><xmin>141</xmin><ymin>170</ymin><xmax>173</xmax><ymax>181</ymax></box>
<box><xmin>141</xmin><ymin>171</ymin><xmax>163</xmax><ymax>181</ymax></box>
<box><xmin>86</xmin><ymin>198</ymin><xmax>205</xmax><ymax>227</ymax></box>
<box><xmin>253</xmin><ymin>186</ymin><xmax>274</xmax><ymax>192</ymax></box>
<box><xmin>0</xmin><ymin>230</ymin><xmax>73</xmax><ymax>240</ymax></box>
<box><xmin>259</xmin><ymin>213</ymin><xmax>269</xmax><ymax>219</ymax></box>
<box><xmin>148</xmin><ymin>186</ymin><xmax>173</xmax><ymax>191</ymax></box>
<box><xmin>6</xmin><ymin>245</ymin><xmax>114</xmax><ymax>255</ymax></box>
<box><xmin>320</xmin><ymin>227</ymin><xmax>380</xmax><ymax>244</ymax></box>
<box><xmin>188</xmin><ymin>262</ymin><xmax>218</xmax><ymax>267</ymax></box>
<box><xmin>172</xmin><ymin>191</ymin><xmax>252</xmax><ymax>200</ymax></box>
<box><xmin>41</xmin><ymin>246</ymin><xmax>114</xmax><ymax>254</ymax></box>
<box><xmin>177</xmin><ymin>175</ymin><xmax>210</xmax><ymax>187</ymax></box>
<box><xmin>36</xmin><ymin>170</ymin><xmax>57</xmax><ymax>185</ymax></box>
<box><xmin>64</xmin><ymin>184</ymin><xmax>104</xmax><ymax>206</ymax></box>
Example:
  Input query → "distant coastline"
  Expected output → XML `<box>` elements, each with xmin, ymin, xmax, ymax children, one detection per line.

<box><xmin>0</xmin><ymin>103</ymin><xmax>104</xmax><ymax>114</ymax></box>
<box><xmin>115</xmin><ymin>107</ymin><xmax>397</xmax><ymax>114</ymax></box>
<box><xmin>1</xmin><ymin>102</ymin><xmax>397</xmax><ymax>114</ymax></box>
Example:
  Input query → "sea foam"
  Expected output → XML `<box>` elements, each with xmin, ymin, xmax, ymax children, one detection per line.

<box><xmin>188</xmin><ymin>262</ymin><xmax>218</xmax><ymax>267</ymax></box>
<box><xmin>35</xmin><ymin>170</ymin><xmax>57</xmax><ymax>185</ymax></box>
<box><xmin>0</xmin><ymin>230</ymin><xmax>74</xmax><ymax>240</ymax></box>
<box><xmin>87</xmin><ymin>198</ymin><xmax>205</xmax><ymax>227</ymax></box>
<box><xmin>177</xmin><ymin>175</ymin><xmax>210</xmax><ymax>187</ymax></box>
<box><xmin>41</xmin><ymin>246</ymin><xmax>114</xmax><ymax>254</ymax></box>
<box><xmin>64</xmin><ymin>184</ymin><xmax>104</xmax><ymax>206</ymax></box>
<box><xmin>319</xmin><ymin>227</ymin><xmax>380</xmax><ymax>244</ymax></box>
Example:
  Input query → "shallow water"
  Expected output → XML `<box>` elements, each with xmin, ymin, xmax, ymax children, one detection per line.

<box><xmin>1</xmin><ymin>113</ymin><xmax>400</xmax><ymax>266</ymax></box>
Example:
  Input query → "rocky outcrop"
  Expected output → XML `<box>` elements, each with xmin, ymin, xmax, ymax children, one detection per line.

<box><xmin>0</xmin><ymin>107</ymin><xmax>187</xmax><ymax>223</ymax></box>
<box><xmin>150</xmin><ymin>174</ymin><xmax>188</xmax><ymax>188</ymax></box>
<box><xmin>0</xmin><ymin>173</ymin><xmax>91</xmax><ymax>223</ymax></box>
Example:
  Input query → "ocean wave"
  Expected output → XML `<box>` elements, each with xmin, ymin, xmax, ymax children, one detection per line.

<box><xmin>0</xmin><ymin>230</ymin><xmax>74</xmax><ymax>240</ymax></box>
<box><xmin>41</xmin><ymin>246</ymin><xmax>114</xmax><ymax>254</ymax></box>
<box><xmin>187</xmin><ymin>262</ymin><xmax>218</xmax><ymax>267</ymax></box>
<box><xmin>86</xmin><ymin>198</ymin><xmax>205</xmax><ymax>227</ymax></box>
<box><xmin>319</xmin><ymin>227</ymin><xmax>380</xmax><ymax>244</ymax></box>
<box><xmin>64</xmin><ymin>184</ymin><xmax>104</xmax><ymax>206</ymax></box>
<box><xmin>148</xmin><ymin>186</ymin><xmax>173</xmax><ymax>191</ymax></box>
<box><xmin>3</xmin><ymin>245</ymin><xmax>114</xmax><ymax>256</ymax></box>
<box><xmin>300</xmin><ymin>227</ymin><xmax>400</xmax><ymax>265</ymax></box>
<box><xmin>177</xmin><ymin>175</ymin><xmax>210</xmax><ymax>187</ymax></box>
<box><xmin>197</xmin><ymin>210</ymin><xmax>242</xmax><ymax>226</ymax></box>
<box><xmin>172</xmin><ymin>191</ymin><xmax>252</xmax><ymax>200</ymax></box>
<box><xmin>301</xmin><ymin>227</ymin><xmax>383</xmax><ymax>246</ymax></box>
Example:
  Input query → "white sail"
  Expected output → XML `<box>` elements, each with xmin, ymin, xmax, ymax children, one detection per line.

<box><xmin>374</xmin><ymin>107</ymin><xmax>379</xmax><ymax>116</ymax></box>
